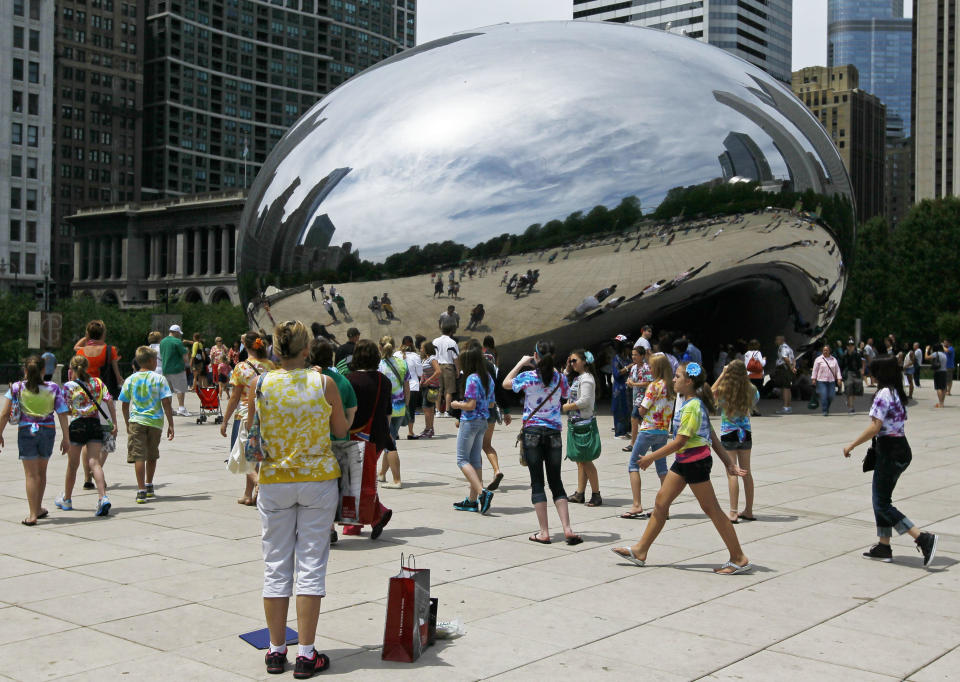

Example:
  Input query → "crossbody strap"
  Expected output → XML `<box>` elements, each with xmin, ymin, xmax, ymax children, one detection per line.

<box><xmin>77</xmin><ymin>379</ymin><xmax>111</xmax><ymax>423</ymax></box>
<box><xmin>523</xmin><ymin>373</ymin><xmax>561</xmax><ymax>427</ymax></box>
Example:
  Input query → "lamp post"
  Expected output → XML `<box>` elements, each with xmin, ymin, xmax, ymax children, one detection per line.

<box><xmin>42</xmin><ymin>261</ymin><xmax>50</xmax><ymax>312</ymax></box>
<box><xmin>0</xmin><ymin>258</ymin><xmax>6</xmax><ymax>293</ymax></box>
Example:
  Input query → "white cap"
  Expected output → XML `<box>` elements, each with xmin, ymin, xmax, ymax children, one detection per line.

<box><xmin>169</xmin><ymin>324</ymin><xmax>182</xmax><ymax>333</ymax></box>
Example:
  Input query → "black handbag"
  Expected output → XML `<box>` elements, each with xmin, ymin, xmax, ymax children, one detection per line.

<box><xmin>515</xmin><ymin>376</ymin><xmax>561</xmax><ymax>466</ymax></box>
<box><xmin>862</xmin><ymin>438</ymin><xmax>877</xmax><ymax>472</ymax></box>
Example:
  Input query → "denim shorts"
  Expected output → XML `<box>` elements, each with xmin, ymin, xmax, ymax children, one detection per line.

<box><xmin>629</xmin><ymin>430</ymin><xmax>668</xmax><ymax>472</ymax></box>
<box><xmin>670</xmin><ymin>456</ymin><xmax>713</xmax><ymax>484</ymax></box>
<box><xmin>720</xmin><ymin>430</ymin><xmax>752</xmax><ymax>451</ymax></box>
<box><xmin>18</xmin><ymin>425</ymin><xmax>56</xmax><ymax>460</ymax></box>
<box><xmin>456</xmin><ymin>418</ymin><xmax>487</xmax><ymax>469</ymax></box>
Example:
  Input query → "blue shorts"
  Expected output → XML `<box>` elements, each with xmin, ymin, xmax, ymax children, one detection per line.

<box><xmin>18</xmin><ymin>425</ymin><xmax>56</xmax><ymax>460</ymax></box>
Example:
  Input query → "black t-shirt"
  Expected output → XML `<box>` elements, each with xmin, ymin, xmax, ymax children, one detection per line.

<box><xmin>335</xmin><ymin>341</ymin><xmax>356</xmax><ymax>364</ymax></box>
<box><xmin>347</xmin><ymin>370</ymin><xmax>394</xmax><ymax>451</ymax></box>
<box><xmin>840</xmin><ymin>350</ymin><xmax>862</xmax><ymax>376</ymax></box>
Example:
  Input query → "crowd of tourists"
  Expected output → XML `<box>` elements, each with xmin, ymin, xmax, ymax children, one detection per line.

<box><xmin>0</xmin><ymin>317</ymin><xmax>944</xmax><ymax>678</ymax></box>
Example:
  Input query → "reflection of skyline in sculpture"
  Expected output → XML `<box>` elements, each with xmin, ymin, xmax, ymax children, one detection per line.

<box><xmin>719</xmin><ymin>133</ymin><xmax>773</xmax><ymax>182</ymax></box>
<box><xmin>238</xmin><ymin>21</ymin><xmax>855</xmax><ymax>358</ymax></box>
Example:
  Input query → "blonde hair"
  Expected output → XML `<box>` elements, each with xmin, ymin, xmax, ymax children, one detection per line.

<box><xmin>70</xmin><ymin>355</ymin><xmax>91</xmax><ymax>382</ymax></box>
<box><xmin>379</xmin><ymin>335</ymin><xmax>396</xmax><ymax>359</ymax></box>
<box><xmin>713</xmin><ymin>359</ymin><xmax>753</xmax><ymax>417</ymax></box>
<box><xmin>648</xmin><ymin>353</ymin><xmax>675</xmax><ymax>400</ymax></box>
<box><xmin>135</xmin><ymin>345</ymin><xmax>158</xmax><ymax>367</ymax></box>
<box><xmin>274</xmin><ymin>320</ymin><xmax>309</xmax><ymax>359</ymax></box>
<box><xmin>147</xmin><ymin>331</ymin><xmax>162</xmax><ymax>344</ymax></box>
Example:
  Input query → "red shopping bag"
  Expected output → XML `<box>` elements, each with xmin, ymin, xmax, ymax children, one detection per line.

<box><xmin>382</xmin><ymin>554</ymin><xmax>431</xmax><ymax>662</ymax></box>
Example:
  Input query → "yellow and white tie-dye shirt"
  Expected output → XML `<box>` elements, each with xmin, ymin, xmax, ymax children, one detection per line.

<box><xmin>256</xmin><ymin>368</ymin><xmax>340</xmax><ymax>484</ymax></box>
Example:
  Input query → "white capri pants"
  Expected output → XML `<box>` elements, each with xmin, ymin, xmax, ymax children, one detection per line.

<box><xmin>258</xmin><ymin>479</ymin><xmax>339</xmax><ymax>598</ymax></box>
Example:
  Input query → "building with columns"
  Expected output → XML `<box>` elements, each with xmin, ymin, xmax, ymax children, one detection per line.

<box><xmin>67</xmin><ymin>191</ymin><xmax>243</xmax><ymax>306</ymax></box>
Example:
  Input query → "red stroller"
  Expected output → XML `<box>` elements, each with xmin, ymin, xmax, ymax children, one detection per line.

<box><xmin>195</xmin><ymin>384</ymin><xmax>223</xmax><ymax>425</ymax></box>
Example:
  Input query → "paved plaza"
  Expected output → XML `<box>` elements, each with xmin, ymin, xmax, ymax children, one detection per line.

<box><xmin>0</xmin><ymin>386</ymin><xmax>958</xmax><ymax>681</ymax></box>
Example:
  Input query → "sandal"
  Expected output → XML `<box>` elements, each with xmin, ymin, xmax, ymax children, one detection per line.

<box><xmin>565</xmin><ymin>534</ymin><xmax>583</xmax><ymax>545</ymax></box>
<box><xmin>622</xmin><ymin>445</ymin><xmax>633</xmax><ymax>452</ymax></box>
<box><xmin>738</xmin><ymin>513</ymin><xmax>757</xmax><ymax>521</ymax></box>
<box><xmin>487</xmin><ymin>472</ymin><xmax>504</xmax><ymax>492</ymax></box>
<box><xmin>714</xmin><ymin>561</ymin><xmax>753</xmax><ymax>575</ymax></box>
<box><xmin>37</xmin><ymin>509</ymin><xmax>48</xmax><ymax>519</ymax></box>
<box><xmin>586</xmin><ymin>493</ymin><xmax>602</xmax><ymax>507</ymax></box>
<box><xmin>567</xmin><ymin>491</ymin><xmax>585</xmax><ymax>504</ymax></box>
<box><xmin>21</xmin><ymin>519</ymin><xmax>37</xmax><ymax>527</ymax></box>
<box><xmin>728</xmin><ymin>511</ymin><xmax>739</xmax><ymax>524</ymax></box>
<box><xmin>620</xmin><ymin>510</ymin><xmax>649</xmax><ymax>519</ymax></box>
<box><xmin>610</xmin><ymin>547</ymin><xmax>645</xmax><ymax>566</ymax></box>
<box><xmin>528</xmin><ymin>534</ymin><xmax>551</xmax><ymax>544</ymax></box>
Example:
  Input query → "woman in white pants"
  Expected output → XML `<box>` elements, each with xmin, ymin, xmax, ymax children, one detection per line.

<box><xmin>247</xmin><ymin>320</ymin><xmax>348</xmax><ymax>678</ymax></box>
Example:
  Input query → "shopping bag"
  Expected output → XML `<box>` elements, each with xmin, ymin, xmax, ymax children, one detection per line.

<box><xmin>227</xmin><ymin>422</ymin><xmax>256</xmax><ymax>475</ymax></box>
<box><xmin>382</xmin><ymin>554</ymin><xmax>431</xmax><ymax>662</ymax></box>
<box><xmin>332</xmin><ymin>440</ymin><xmax>363</xmax><ymax>523</ymax></box>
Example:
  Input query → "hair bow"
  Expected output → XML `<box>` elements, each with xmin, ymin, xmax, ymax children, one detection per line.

<box><xmin>584</xmin><ymin>351</ymin><xmax>595</xmax><ymax>364</ymax></box>
<box><xmin>685</xmin><ymin>362</ymin><xmax>703</xmax><ymax>377</ymax></box>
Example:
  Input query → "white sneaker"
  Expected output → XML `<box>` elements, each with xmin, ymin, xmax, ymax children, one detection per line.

<box><xmin>176</xmin><ymin>407</ymin><xmax>191</xmax><ymax>416</ymax></box>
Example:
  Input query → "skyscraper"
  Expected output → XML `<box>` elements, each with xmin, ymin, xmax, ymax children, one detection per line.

<box><xmin>913</xmin><ymin>0</ymin><xmax>958</xmax><ymax>201</ymax></box>
<box><xmin>573</xmin><ymin>0</ymin><xmax>793</xmax><ymax>83</ymax></box>
<box><xmin>141</xmin><ymin>0</ymin><xmax>416</xmax><ymax>198</ymax></box>
<box><xmin>2</xmin><ymin>0</ymin><xmax>55</xmax><ymax>296</ymax></box>
<box><xmin>828</xmin><ymin>1</ymin><xmax>912</xmax><ymax>137</ymax></box>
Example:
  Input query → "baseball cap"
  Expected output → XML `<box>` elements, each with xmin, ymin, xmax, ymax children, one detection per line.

<box><xmin>614</xmin><ymin>334</ymin><xmax>628</xmax><ymax>342</ymax></box>
<box><xmin>169</xmin><ymin>324</ymin><xmax>182</xmax><ymax>333</ymax></box>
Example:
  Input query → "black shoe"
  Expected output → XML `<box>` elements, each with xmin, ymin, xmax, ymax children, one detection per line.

<box><xmin>293</xmin><ymin>651</ymin><xmax>330</xmax><ymax>679</ymax></box>
<box><xmin>586</xmin><ymin>492</ymin><xmax>603</xmax><ymax>507</ymax></box>
<box><xmin>265</xmin><ymin>650</ymin><xmax>287</xmax><ymax>674</ymax></box>
<box><xmin>83</xmin><ymin>480</ymin><xmax>96</xmax><ymax>490</ymax></box>
<box><xmin>330</xmin><ymin>529</ymin><xmax>338</xmax><ymax>545</ymax></box>
<box><xmin>862</xmin><ymin>543</ymin><xmax>893</xmax><ymax>562</ymax></box>
<box><xmin>370</xmin><ymin>509</ymin><xmax>392</xmax><ymax>540</ymax></box>
<box><xmin>478</xmin><ymin>489</ymin><xmax>494</xmax><ymax>515</ymax></box>
<box><xmin>916</xmin><ymin>532</ymin><xmax>939</xmax><ymax>567</ymax></box>
<box><xmin>453</xmin><ymin>497</ymin><xmax>479</xmax><ymax>512</ymax></box>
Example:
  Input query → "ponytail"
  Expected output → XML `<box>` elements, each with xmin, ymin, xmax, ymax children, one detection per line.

<box><xmin>70</xmin><ymin>355</ymin><xmax>91</xmax><ymax>383</ymax></box>
<box><xmin>24</xmin><ymin>355</ymin><xmax>43</xmax><ymax>392</ymax></box>
<box><xmin>535</xmin><ymin>340</ymin><xmax>556</xmax><ymax>386</ymax></box>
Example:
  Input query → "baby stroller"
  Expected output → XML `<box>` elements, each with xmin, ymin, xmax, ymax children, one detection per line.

<box><xmin>195</xmin><ymin>384</ymin><xmax>223</xmax><ymax>425</ymax></box>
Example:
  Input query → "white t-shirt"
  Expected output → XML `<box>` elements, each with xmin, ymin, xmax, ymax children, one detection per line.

<box><xmin>633</xmin><ymin>336</ymin><xmax>652</xmax><ymax>352</ymax></box>
<box><xmin>149</xmin><ymin>343</ymin><xmax>163</xmax><ymax>374</ymax></box>
<box><xmin>776</xmin><ymin>343</ymin><xmax>795</xmax><ymax>367</ymax></box>
<box><xmin>404</xmin><ymin>350</ymin><xmax>423</xmax><ymax>391</ymax></box>
<box><xmin>433</xmin><ymin>334</ymin><xmax>459</xmax><ymax>365</ymax></box>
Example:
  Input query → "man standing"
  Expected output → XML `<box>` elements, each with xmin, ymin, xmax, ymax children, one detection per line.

<box><xmin>438</xmin><ymin>305</ymin><xmax>460</xmax><ymax>333</ymax></box>
<box><xmin>943</xmin><ymin>338</ymin><xmax>955</xmax><ymax>395</ymax></box>
<box><xmin>159</xmin><ymin>325</ymin><xmax>190</xmax><ymax>416</ymax></box>
<box><xmin>840</xmin><ymin>339</ymin><xmax>863</xmax><ymax>413</ymax></box>
<box><xmin>913</xmin><ymin>342</ymin><xmax>924</xmax><ymax>387</ymax></box>
<box><xmin>774</xmin><ymin>335</ymin><xmax>795</xmax><ymax>414</ymax></box>
<box><xmin>633</xmin><ymin>325</ymin><xmax>653</xmax><ymax>352</ymax></box>
<box><xmin>862</xmin><ymin>338</ymin><xmax>877</xmax><ymax>387</ymax></box>
<box><xmin>335</xmin><ymin>327</ymin><xmax>360</xmax><ymax>374</ymax></box>
<box><xmin>433</xmin><ymin>322</ymin><xmax>459</xmax><ymax>416</ymax></box>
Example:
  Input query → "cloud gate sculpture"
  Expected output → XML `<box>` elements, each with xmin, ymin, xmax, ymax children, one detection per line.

<box><xmin>237</xmin><ymin>21</ymin><xmax>853</xmax><ymax>362</ymax></box>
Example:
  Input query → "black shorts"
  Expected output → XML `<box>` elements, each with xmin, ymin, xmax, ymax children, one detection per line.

<box><xmin>670</xmin><ymin>456</ymin><xmax>713</xmax><ymax>484</ymax></box>
<box><xmin>774</xmin><ymin>365</ymin><xmax>794</xmax><ymax>389</ymax></box>
<box><xmin>720</xmin><ymin>430</ymin><xmax>752</xmax><ymax>451</ymax></box>
<box><xmin>69</xmin><ymin>417</ymin><xmax>103</xmax><ymax>445</ymax></box>
<box><xmin>934</xmin><ymin>371</ymin><xmax>948</xmax><ymax>391</ymax></box>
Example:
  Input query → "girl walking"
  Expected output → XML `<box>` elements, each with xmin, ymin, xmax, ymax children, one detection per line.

<box><xmin>623</xmin><ymin>353</ymin><xmax>674</xmax><ymax>518</ymax></box>
<box><xmin>377</xmin><ymin>336</ymin><xmax>408</xmax><ymax>488</ymax></box>
<box><xmin>480</xmin><ymin>336</ymin><xmax>509</xmax><ymax>491</ymax></box>
<box><xmin>611</xmin><ymin>362</ymin><xmax>751</xmax><ymax>573</ymax></box>
<box><xmin>504</xmin><ymin>341</ymin><xmax>582</xmax><ymax>545</ymax></box>
<box><xmin>712</xmin><ymin>359</ymin><xmax>758</xmax><ymax>523</ymax></box>
<box><xmin>843</xmin><ymin>356</ymin><xmax>939</xmax><ymax>566</ymax></box>
<box><xmin>624</xmin><ymin>345</ymin><xmax>652</xmax><ymax>453</ymax></box>
<box><xmin>0</xmin><ymin>356</ymin><xmax>70</xmax><ymax>525</ymax></box>
<box><xmin>563</xmin><ymin>349</ymin><xmax>602</xmax><ymax>507</ymax></box>
<box><xmin>449</xmin><ymin>348</ymin><xmax>498</xmax><ymax>514</ymax></box>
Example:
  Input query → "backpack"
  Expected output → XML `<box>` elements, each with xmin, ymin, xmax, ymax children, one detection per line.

<box><xmin>746</xmin><ymin>354</ymin><xmax>763</xmax><ymax>374</ymax></box>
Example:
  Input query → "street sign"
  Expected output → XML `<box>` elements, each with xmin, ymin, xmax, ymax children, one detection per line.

<box><xmin>27</xmin><ymin>312</ymin><xmax>63</xmax><ymax>349</ymax></box>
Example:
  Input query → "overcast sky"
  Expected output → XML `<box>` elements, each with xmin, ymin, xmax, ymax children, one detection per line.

<box><xmin>415</xmin><ymin>0</ymin><xmax>912</xmax><ymax>71</ymax></box>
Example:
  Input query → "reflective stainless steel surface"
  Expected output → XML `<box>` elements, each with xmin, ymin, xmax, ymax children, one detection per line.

<box><xmin>239</xmin><ymin>21</ymin><xmax>853</xmax><ymax>359</ymax></box>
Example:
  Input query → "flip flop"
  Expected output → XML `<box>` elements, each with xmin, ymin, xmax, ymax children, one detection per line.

<box><xmin>37</xmin><ymin>509</ymin><xmax>48</xmax><ymax>519</ymax></box>
<box><xmin>486</xmin><ymin>473</ymin><xmax>504</xmax><ymax>492</ymax></box>
<box><xmin>738</xmin><ymin>514</ymin><xmax>757</xmax><ymax>521</ymax></box>
<box><xmin>622</xmin><ymin>445</ymin><xmax>633</xmax><ymax>452</ymax></box>
<box><xmin>714</xmin><ymin>561</ymin><xmax>753</xmax><ymax>575</ymax></box>
<box><xmin>528</xmin><ymin>534</ymin><xmax>552</xmax><ymax>544</ymax></box>
<box><xmin>565</xmin><ymin>535</ymin><xmax>583</xmax><ymax>545</ymax></box>
<box><xmin>21</xmin><ymin>519</ymin><xmax>37</xmax><ymax>526</ymax></box>
<box><xmin>610</xmin><ymin>547</ymin><xmax>645</xmax><ymax>566</ymax></box>
<box><xmin>620</xmin><ymin>511</ymin><xmax>650</xmax><ymax>519</ymax></box>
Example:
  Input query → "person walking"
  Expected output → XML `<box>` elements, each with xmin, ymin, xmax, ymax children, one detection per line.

<box><xmin>925</xmin><ymin>343</ymin><xmax>948</xmax><ymax>408</ymax></box>
<box><xmin>322</xmin><ymin>297</ymin><xmax>338</xmax><ymax>323</ymax></box>
<box><xmin>943</xmin><ymin>338</ymin><xmax>955</xmax><ymax>395</ymax></box>
<box><xmin>159</xmin><ymin>325</ymin><xmax>191</xmax><ymax>416</ymax></box>
<box><xmin>912</xmin><ymin>343</ymin><xmax>923</xmax><ymax>387</ymax></box>
<box><xmin>73</xmin><ymin>320</ymin><xmax>124</xmax><ymax>401</ymax></box>
<box><xmin>611</xmin><ymin>336</ymin><xmax>632</xmax><ymax>438</ymax></box>
<box><xmin>811</xmin><ymin>344</ymin><xmax>843</xmax><ymax>416</ymax></box>
<box><xmin>504</xmin><ymin>340</ymin><xmax>582</xmax><ymax>545</ymax></box>
<box><xmin>479</xmin><ymin>336</ymin><xmax>509</xmax><ymax>491</ymax></box>
<box><xmin>0</xmin><ymin>356</ymin><xmax>70</xmax><ymax>525</ymax></box>
<box><xmin>623</xmin><ymin>353</ymin><xmax>675</xmax><ymax>518</ymax></box>
<box><xmin>611</xmin><ymin>362</ymin><xmax>750</xmax><ymax>573</ymax></box>
<box><xmin>624</xmin><ymin>345</ymin><xmax>652</xmax><ymax>453</ymax></box>
<box><xmin>250</xmin><ymin>321</ymin><xmax>348</xmax><ymax>677</ymax></box>
<box><xmin>401</xmin><ymin>336</ymin><xmax>423</xmax><ymax>440</ymax></box>
<box><xmin>744</xmin><ymin>339</ymin><xmax>766</xmax><ymax>395</ymax></box>
<box><xmin>417</xmin><ymin>341</ymin><xmax>441</xmax><ymax>439</ymax></box>
<box><xmin>562</xmin><ymin>349</ymin><xmax>602</xmax><ymax>507</ymax></box>
<box><xmin>773</xmin><ymin>335</ymin><xmax>796</xmax><ymax>414</ymax></box>
<box><xmin>57</xmin><ymin>355</ymin><xmax>117</xmax><ymax>516</ymax></box>
<box><xmin>450</xmin><ymin>347</ymin><xmax>498</xmax><ymax>514</ymax></box>
<box><xmin>438</xmin><ymin>305</ymin><xmax>460</xmax><ymax>333</ymax></box>
<box><xmin>902</xmin><ymin>342</ymin><xmax>916</xmax><ymax>400</ymax></box>
<box><xmin>190</xmin><ymin>333</ymin><xmax>208</xmax><ymax>389</ymax></box>
<box><xmin>842</xmin><ymin>356</ymin><xmax>939</xmax><ymax>567</ymax></box>
<box><xmin>376</xmin><ymin>336</ymin><xmax>407</xmax><ymax>488</ymax></box>
<box><xmin>713</xmin><ymin>360</ymin><xmax>758</xmax><ymax>523</ymax></box>
<box><xmin>433</xmin><ymin>323</ymin><xmax>459</xmax><ymax>416</ymax></box>
<box><xmin>840</xmin><ymin>339</ymin><xmax>865</xmax><ymax>411</ymax></box>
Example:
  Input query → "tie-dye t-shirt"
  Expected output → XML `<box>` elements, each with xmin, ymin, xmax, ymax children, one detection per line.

<box><xmin>118</xmin><ymin>371</ymin><xmax>172</xmax><ymax>428</ymax></box>
<box><xmin>228</xmin><ymin>358</ymin><xmax>276</xmax><ymax>421</ymax></box>
<box><xmin>631</xmin><ymin>362</ymin><xmax>654</xmax><ymax>407</ymax></box>
<box><xmin>462</xmin><ymin>373</ymin><xmax>496</xmax><ymax>421</ymax></box>
<box><xmin>639</xmin><ymin>379</ymin><xmax>673</xmax><ymax>432</ymax></box>
<box><xmin>378</xmin><ymin>355</ymin><xmax>409</xmax><ymax>418</ymax></box>
<box><xmin>63</xmin><ymin>378</ymin><xmax>111</xmax><ymax>422</ymax></box>
<box><xmin>5</xmin><ymin>381</ymin><xmax>68</xmax><ymax>427</ymax></box>
<box><xmin>257</xmin><ymin>368</ymin><xmax>340</xmax><ymax>484</ymax></box>
<box><xmin>512</xmin><ymin>370</ymin><xmax>569</xmax><ymax>430</ymax></box>
<box><xmin>869</xmin><ymin>387</ymin><xmax>907</xmax><ymax>437</ymax></box>
<box><xmin>672</xmin><ymin>396</ymin><xmax>711</xmax><ymax>462</ymax></box>
<box><xmin>719</xmin><ymin>386</ymin><xmax>759</xmax><ymax>437</ymax></box>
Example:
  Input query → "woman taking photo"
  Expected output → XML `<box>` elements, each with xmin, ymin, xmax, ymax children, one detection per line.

<box><xmin>0</xmin><ymin>356</ymin><xmax>70</xmax><ymax>525</ymax></box>
<box><xmin>246</xmin><ymin>320</ymin><xmax>348</xmax><ymax>677</ymax></box>
<box><xmin>504</xmin><ymin>340</ymin><xmax>582</xmax><ymax>545</ymax></box>
<box><xmin>712</xmin><ymin>360</ymin><xmax>758</xmax><ymax>523</ymax></box>
<box><xmin>563</xmin><ymin>349</ymin><xmax>602</xmax><ymax>507</ymax></box>
<box><xmin>623</xmin><ymin>353</ymin><xmax>674</xmax><ymax>518</ymax></box>
<box><xmin>57</xmin><ymin>355</ymin><xmax>118</xmax><ymax>516</ymax></box>
<box><xmin>449</xmin><ymin>347</ymin><xmax>498</xmax><ymax>514</ymax></box>
<box><xmin>221</xmin><ymin>332</ymin><xmax>275</xmax><ymax>506</ymax></box>
<box><xmin>376</xmin><ymin>335</ymin><xmax>407</xmax><ymax>489</ymax></box>
<box><xmin>811</xmin><ymin>344</ymin><xmax>843</xmax><ymax>416</ymax></box>
<box><xmin>843</xmin><ymin>356</ymin><xmax>938</xmax><ymax>566</ymax></box>
<box><xmin>611</xmin><ymin>362</ymin><xmax>751</xmax><ymax>573</ymax></box>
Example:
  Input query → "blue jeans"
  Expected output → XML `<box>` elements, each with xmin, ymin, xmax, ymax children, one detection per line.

<box><xmin>816</xmin><ymin>380</ymin><xmax>836</xmax><ymax>415</ymax></box>
<box><xmin>456</xmin><ymin>418</ymin><xmax>486</xmax><ymax>470</ymax></box>
<box><xmin>872</xmin><ymin>436</ymin><xmax>914</xmax><ymax>537</ymax></box>
<box><xmin>612</xmin><ymin>388</ymin><xmax>630</xmax><ymax>436</ymax></box>
<box><xmin>522</xmin><ymin>426</ymin><xmax>566</xmax><ymax>504</ymax></box>
<box><xmin>629</xmin><ymin>430</ymin><xmax>669</xmax><ymax>476</ymax></box>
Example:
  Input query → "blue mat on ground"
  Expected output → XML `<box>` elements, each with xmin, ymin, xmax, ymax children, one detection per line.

<box><xmin>239</xmin><ymin>626</ymin><xmax>299</xmax><ymax>649</ymax></box>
